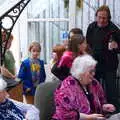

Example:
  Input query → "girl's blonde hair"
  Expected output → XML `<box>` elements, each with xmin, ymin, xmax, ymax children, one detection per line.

<box><xmin>28</xmin><ymin>41</ymin><xmax>41</xmax><ymax>52</ymax></box>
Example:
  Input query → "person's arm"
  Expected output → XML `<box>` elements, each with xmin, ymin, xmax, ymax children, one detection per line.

<box><xmin>39</xmin><ymin>60</ymin><xmax>46</xmax><ymax>83</ymax></box>
<box><xmin>112</xmin><ymin>27</ymin><xmax>120</xmax><ymax>52</ymax></box>
<box><xmin>86</xmin><ymin>23</ymin><xmax>93</xmax><ymax>48</ymax></box>
<box><xmin>18</xmin><ymin>62</ymin><xmax>26</xmax><ymax>80</ymax></box>
<box><xmin>53</xmin><ymin>80</ymin><xmax>80</xmax><ymax>120</ymax></box>
<box><xmin>9</xmin><ymin>99</ymin><xmax>40</xmax><ymax>120</ymax></box>
<box><xmin>51</xmin><ymin>62</ymin><xmax>70</xmax><ymax>80</ymax></box>
<box><xmin>96</xmin><ymin>80</ymin><xmax>107</xmax><ymax>105</ymax></box>
<box><xmin>51</xmin><ymin>55</ymin><xmax>71</xmax><ymax>80</ymax></box>
<box><xmin>53</xmin><ymin>80</ymin><xmax>105</xmax><ymax>120</ymax></box>
<box><xmin>1</xmin><ymin>66</ymin><xmax>16</xmax><ymax>79</ymax></box>
<box><xmin>80</xmin><ymin>113</ymin><xmax>105</xmax><ymax>120</ymax></box>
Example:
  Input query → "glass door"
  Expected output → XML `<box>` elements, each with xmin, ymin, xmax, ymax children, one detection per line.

<box><xmin>27</xmin><ymin>0</ymin><xmax>69</xmax><ymax>63</ymax></box>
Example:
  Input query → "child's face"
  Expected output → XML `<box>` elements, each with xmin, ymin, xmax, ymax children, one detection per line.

<box><xmin>52</xmin><ymin>52</ymin><xmax>57</xmax><ymax>61</ymax></box>
<box><xmin>30</xmin><ymin>46</ymin><xmax>40</xmax><ymax>59</ymax></box>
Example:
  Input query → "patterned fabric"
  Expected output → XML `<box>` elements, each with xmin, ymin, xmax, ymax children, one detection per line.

<box><xmin>18</xmin><ymin>58</ymin><xmax>46</xmax><ymax>95</ymax></box>
<box><xmin>30</xmin><ymin>59</ymin><xmax>41</xmax><ymax>87</ymax></box>
<box><xmin>10</xmin><ymin>99</ymin><xmax>40</xmax><ymax>120</ymax></box>
<box><xmin>0</xmin><ymin>99</ymin><xmax>25</xmax><ymax>120</ymax></box>
<box><xmin>52</xmin><ymin>76</ymin><xmax>107</xmax><ymax>120</ymax></box>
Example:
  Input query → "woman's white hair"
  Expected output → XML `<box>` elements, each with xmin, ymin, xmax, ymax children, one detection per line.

<box><xmin>0</xmin><ymin>76</ymin><xmax>7</xmax><ymax>91</ymax></box>
<box><xmin>70</xmin><ymin>54</ymin><xmax>97</xmax><ymax>80</ymax></box>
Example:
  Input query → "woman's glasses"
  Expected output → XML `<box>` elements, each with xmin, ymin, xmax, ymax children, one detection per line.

<box><xmin>89</xmin><ymin>69</ymin><xmax>96</xmax><ymax>74</ymax></box>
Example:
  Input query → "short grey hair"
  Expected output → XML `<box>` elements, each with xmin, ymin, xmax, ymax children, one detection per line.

<box><xmin>0</xmin><ymin>76</ymin><xmax>7</xmax><ymax>91</ymax></box>
<box><xmin>70</xmin><ymin>54</ymin><xmax>97</xmax><ymax>80</ymax></box>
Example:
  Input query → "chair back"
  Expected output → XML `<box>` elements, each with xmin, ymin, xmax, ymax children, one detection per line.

<box><xmin>34</xmin><ymin>80</ymin><xmax>60</xmax><ymax>120</ymax></box>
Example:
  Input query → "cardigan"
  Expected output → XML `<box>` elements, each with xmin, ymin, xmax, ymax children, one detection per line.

<box><xmin>18</xmin><ymin>58</ymin><xmax>46</xmax><ymax>95</ymax></box>
<box><xmin>52</xmin><ymin>76</ymin><xmax>107</xmax><ymax>120</ymax></box>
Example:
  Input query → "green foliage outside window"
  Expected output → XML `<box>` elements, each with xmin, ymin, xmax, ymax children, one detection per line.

<box><xmin>64</xmin><ymin>0</ymin><xmax>83</xmax><ymax>8</ymax></box>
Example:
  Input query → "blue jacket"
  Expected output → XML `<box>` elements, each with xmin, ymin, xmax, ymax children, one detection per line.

<box><xmin>18</xmin><ymin>58</ymin><xmax>46</xmax><ymax>95</ymax></box>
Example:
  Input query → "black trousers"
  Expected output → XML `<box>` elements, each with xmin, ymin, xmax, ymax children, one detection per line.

<box><xmin>95</xmin><ymin>68</ymin><xmax>119</xmax><ymax>109</ymax></box>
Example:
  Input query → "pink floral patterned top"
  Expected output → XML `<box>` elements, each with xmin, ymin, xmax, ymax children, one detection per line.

<box><xmin>52</xmin><ymin>76</ymin><xmax>107</xmax><ymax>120</ymax></box>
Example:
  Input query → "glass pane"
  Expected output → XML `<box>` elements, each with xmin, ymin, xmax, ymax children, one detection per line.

<box><xmin>27</xmin><ymin>0</ymin><xmax>69</xmax><ymax>19</ymax></box>
<box><xmin>28</xmin><ymin>21</ymin><xmax>69</xmax><ymax>63</ymax></box>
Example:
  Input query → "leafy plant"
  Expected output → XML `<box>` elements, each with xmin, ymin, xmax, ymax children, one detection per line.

<box><xmin>64</xmin><ymin>0</ymin><xmax>83</xmax><ymax>8</ymax></box>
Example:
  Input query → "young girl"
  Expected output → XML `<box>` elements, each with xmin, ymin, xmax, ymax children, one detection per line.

<box><xmin>51</xmin><ymin>34</ymin><xmax>91</xmax><ymax>80</ymax></box>
<box><xmin>50</xmin><ymin>44</ymin><xmax>66</xmax><ymax>69</ymax></box>
<box><xmin>18</xmin><ymin>41</ymin><xmax>46</xmax><ymax>104</ymax></box>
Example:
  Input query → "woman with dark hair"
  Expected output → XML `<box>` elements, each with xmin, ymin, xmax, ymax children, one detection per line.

<box><xmin>68</xmin><ymin>28</ymin><xmax>83</xmax><ymax>39</ymax></box>
<box><xmin>63</xmin><ymin>28</ymin><xmax>83</xmax><ymax>49</ymax></box>
<box><xmin>51</xmin><ymin>34</ymin><xmax>90</xmax><ymax>80</ymax></box>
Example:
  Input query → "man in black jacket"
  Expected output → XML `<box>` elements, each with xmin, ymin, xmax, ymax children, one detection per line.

<box><xmin>86</xmin><ymin>5</ymin><xmax>120</xmax><ymax>109</ymax></box>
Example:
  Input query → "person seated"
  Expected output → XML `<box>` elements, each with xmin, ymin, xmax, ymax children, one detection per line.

<box><xmin>52</xmin><ymin>54</ymin><xmax>116</xmax><ymax>120</ymax></box>
<box><xmin>0</xmin><ymin>31</ymin><xmax>23</xmax><ymax>101</ymax></box>
<box><xmin>0</xmin><ymin>31</ymin><xmax>20</xmax><ymax>90</ymax></box>
<box><xmin>0</xmin><ymin>76</ymin><xmax>40</xmax><ymax>120</ymax></box>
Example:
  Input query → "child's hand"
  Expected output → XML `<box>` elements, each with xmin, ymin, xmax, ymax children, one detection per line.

<box><xmin>26</xmin><ymin>88</ymin><xmax>31</xmax><ymax>93</ymax></box>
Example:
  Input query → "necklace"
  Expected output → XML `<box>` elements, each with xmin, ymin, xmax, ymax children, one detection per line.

<box><xmin>83</xmin><ymin>86</ymin><xmax>89</xmax><ymax>95</ymax></box>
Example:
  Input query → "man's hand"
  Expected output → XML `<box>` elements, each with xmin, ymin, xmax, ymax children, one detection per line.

<box><xmin>109</xmin><ymin>41</ymin><xmax>118</xmax><ymax>50</ymax></box>
<box><xmin>102</xmin><ymin>104</ymin><xmax>116</xmax><ymax>113</ymax></box>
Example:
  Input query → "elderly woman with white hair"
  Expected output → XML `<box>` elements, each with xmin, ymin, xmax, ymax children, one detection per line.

<box><xmin>52</xmin><ymin>54</ymin><xmax>117</xmax><ymax>120</ymax></box>
<box><xmin>0</xmin><ymin>76</ymin><xmax>40</xmax><ymax>120</ymax></box>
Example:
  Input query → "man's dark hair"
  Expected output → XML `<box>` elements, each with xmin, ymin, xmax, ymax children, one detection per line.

<box><xmin>95</xmin><ymin>5</ymin><xmax>111</xmax><ymax>20</ymax></box>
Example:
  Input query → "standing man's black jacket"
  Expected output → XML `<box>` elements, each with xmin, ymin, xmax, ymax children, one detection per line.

<box><xmin>86</xmin><ymin>21</ymin><xmax>120</xmax><ymax>72</ymax></box>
